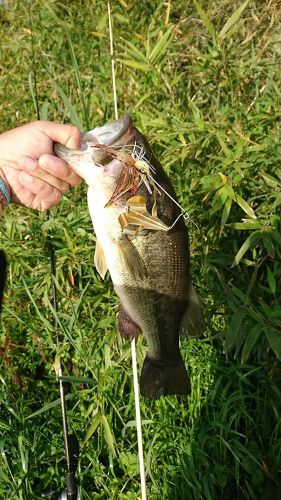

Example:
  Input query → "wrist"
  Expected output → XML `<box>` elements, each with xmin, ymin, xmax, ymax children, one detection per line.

<box><xmin>0</xmin><ymin>169</ymin><xmax>11</xmax><ymax>216</ymax></box>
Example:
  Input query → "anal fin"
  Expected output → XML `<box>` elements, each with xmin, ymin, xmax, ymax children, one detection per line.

<box><xmin>117</xmin><ymin>304</ymin><xmax>142</xmax><ymax>339</ymax></box>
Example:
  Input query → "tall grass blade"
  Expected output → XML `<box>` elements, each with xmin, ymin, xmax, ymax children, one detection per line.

<box><xmin>66</xmin><ymin>27</ymin><xmax>89</xmax><ymax>129</ymax></box>
<box><xmin>22</xmin><ymin>279</ymin><xmax>53</xmax><ymax>332</ymax></box>
<box><xmin>219</xmin><ymin>0</ymin><xmax>250</xmax><ymax>39</ymax></box>
<box><xmin>194</xmin><ymin>0</ymin><xmax>217</xmax><ymax>44</ymax></box>
<box><xmin>25</xmin><ymin>394</ymin><xmax>75</xmax><ymax>419</ymax></box>
<box><xmin>52</xmin><ymin>79</ymin><xmax>82</xmax><ymax>129</ymax></box>
<box><xmin>28</xmin><ymin>72</ymin><xmax>39</xmax><ymax>118</ymax></box>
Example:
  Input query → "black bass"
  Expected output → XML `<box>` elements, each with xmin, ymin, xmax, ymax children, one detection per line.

<box><xmin>55</xmin><ymin>115</ymin><xmax>204</xmax><ymax>399</ymax></box>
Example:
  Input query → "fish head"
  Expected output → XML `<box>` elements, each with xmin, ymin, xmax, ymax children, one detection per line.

<box><xmin>54</xmin><ymin>115</ymin><xmax>134</xmax><ymax>193</ymax></box>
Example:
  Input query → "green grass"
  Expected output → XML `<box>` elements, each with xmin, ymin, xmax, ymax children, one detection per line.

<box><xmin>0</xmin><ymin>0</ymin><xmax>281</xmax><ymax>498</ymax></box>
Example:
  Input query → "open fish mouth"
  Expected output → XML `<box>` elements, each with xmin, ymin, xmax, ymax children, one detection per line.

<box><xmin>54</xmin><ymin>114</ymin><xmax>132</xmax><ymax>168</ymax></box>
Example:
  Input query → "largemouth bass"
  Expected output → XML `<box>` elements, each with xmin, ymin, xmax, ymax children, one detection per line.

<box><xmin>55</xmin><ymin>115</ymin><xmax>204</xmax><ymax>399</ymax></box>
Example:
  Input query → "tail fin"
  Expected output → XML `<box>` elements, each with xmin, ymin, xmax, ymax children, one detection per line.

<box><xmin>140</xmin><ymin>355</ymin><xmax>190</xmax><ymax>400</ymax></box>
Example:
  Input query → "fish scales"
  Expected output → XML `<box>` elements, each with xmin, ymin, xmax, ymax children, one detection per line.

<box><xmin>54</xmin><ymin>115</ymin><xmax>204</xmax><ymax>399</ymax></box>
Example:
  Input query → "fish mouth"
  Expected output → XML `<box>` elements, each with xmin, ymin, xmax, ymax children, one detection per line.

<box><xmin>82</xmin><ymin>114</ymin><xmax>132</xmax><ymax>145</ymax></box>
<box><xmin>54</xmin><ymin>114</ymin><xmax>133</xmax><ymax>170</ymax></box>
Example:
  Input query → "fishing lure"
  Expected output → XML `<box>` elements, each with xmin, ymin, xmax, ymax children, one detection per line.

<box><xmin>89</xmin><ymin>142</ymin><xmax>196</xmax><ymax>235</ymax></box>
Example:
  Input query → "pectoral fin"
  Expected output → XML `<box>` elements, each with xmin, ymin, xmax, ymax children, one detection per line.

<box><xmin>116</xmin><ymin>237</ymin><xmax>147</xmax><ymax>280</ymax></box>
<box><xmin>94</xmin><ymin>241</ymin><xmax>108</xmax><ymax>279</ymax></box>
<box><xmin>180</xmin><ymin>283</ymin><xmax>205</xmax><ymax>337</ymax></box>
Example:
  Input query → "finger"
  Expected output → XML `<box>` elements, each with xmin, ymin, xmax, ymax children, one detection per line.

<box><xmin>18</xmin><ymin>155</ymin><xmax>70</xmax><ymax>192</ymax></box>
<box><xmin>5</xmin><ymin>173</ymin><xmax>61</xmax><ymax>211</ymax></box>
<box><xmin>37</xmin><ymin>121</ymin><xmax>81</xmax><ymax>149</ymax></box>
<box><xmin>39</xmin><ymin>154</ymin><xmax>82</xmax><ymax>187</ymax></box>
<box><xmin>18</xmin><ymin>171</ymin><xmax>63</xmax><ymax>208</ymax></box>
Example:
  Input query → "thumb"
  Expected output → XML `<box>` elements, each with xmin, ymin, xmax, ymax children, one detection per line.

<box><xmin>38</xmin><ymin>121</ymin><xmax>81</xmax><ymax>149</ymax></box>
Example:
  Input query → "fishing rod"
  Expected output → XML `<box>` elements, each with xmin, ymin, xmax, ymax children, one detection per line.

<box><xmin>28</xmin><ymin>9</ymin><xmax>79</xmax><ymax>500</ymax></box>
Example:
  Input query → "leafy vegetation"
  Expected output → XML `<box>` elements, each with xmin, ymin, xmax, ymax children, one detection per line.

<box><xmin>0</xmin><ymin>0</ymin><xmax>280</xmax><ymax>498</ymax></box>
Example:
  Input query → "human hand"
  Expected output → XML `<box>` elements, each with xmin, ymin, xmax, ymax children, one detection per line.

<box><xmin>0</xmin><ymin>121</ymin><xmax>82</xmax><ymax>211</ymax></box>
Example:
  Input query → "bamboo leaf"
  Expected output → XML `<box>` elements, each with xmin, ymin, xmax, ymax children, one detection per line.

<box><xmin>217</xmin><ymin>135</ymin><xmax>232</xmax><ymax>158</ymax></box>
<box><xmin>148</xmin><ymin>28</ymin><xmax>173</xmax><ymax>65</ymax></box>
<box><xmin>134</xmin><ymin>91</ymin><xmax>153</xmax><ymax>109</ymax></box>
<box><xmin>145</xmin><ymin>28</ymin><xmax>150</xmax><ymax>59</ymax></box>
<box><xmin>265</xmin><ymin>328</ymin><xmax>281</xmax><ymax>361</ymax></box>
<box><xmin>190</xmin><ymin>102</ymin><xmax>205</xmax><ymax>130</ymax></box>
<box><xmin>271</xmin><ymin>230</ymin><xmax>281</xmax><ymax>246</ymax></box>
<box><xmin>272</xmin><ymin>194</ymin><xmax>281</xmax><ymax>210</ymax></box>
<box><xmin>194</xmin><ymin>0</ymin><xmax>217</xmax><ymax>44</ymax></box>
<box><xmin>26</xmin><ymin>394</ymin><xmax>75</xmax><ymax>419</ymax></box>
<box><xmin>241</xmin><ymin>325</ymin><xmax>262</xmax><ymax>363</ymax></box>
<box><xmin>224</xmin><ymin>184</ymin><xmax>236</xmax><ymax>200</ymax></box>
<box><xmin>82</xmin><ymin>412</ymin><xmax>101</xmax><ymax>447</ymax></box>
<box><xmin>236</xmin><ymin>195</ymin><xmax>256</xmax><ymax>219</ymax></box>
<box><xmin>121</xmin><ymin>39</ymin><xmax>148</xmax><ymax>63</ymax></box>
<box><xmin>117</xmin><ymin>58</ymin><xmax>149</xmax><ymax>72</ymax></box>
<box><xmin>224</xmin><ymin>309</ymin><xmax>245</xmax><ymax>353</ymax></box>
<box><xmin>212</xmin><ymin>186</ymin><xmax>228</xmax><ymax>213</ymax></box>
<box><xmin>261</xmin><ymin>172</ymin><xmax>281</xmax><ymax>188</ymax></box>
<box><xmin>101</xmin><ymin>414</ymin><xmax>116</xmax><ymax>457</ymax></box>
<box><xmin>262</xmin><ymin>232</ymin><xmax>275</xmax><ymax>258</ymax></box>
<box><xmin>201</xmin><ymin>173</ymin><xmax>223</xmax><ymax>190</ymax></box>
<box><xmin>18</xmin><ymin>434</ymin><xmax>28</xmax><ymax>473</ymax></box>
<box><xmin>221</xmin><ymin>197</ymin><xmax>232</xmax><ymax>228</ymax></box>
<box><xmin>219</xmin><ymin>0</ymin><xmax>250</xmax><ymax>39</ymax></box>
<box><xmin>232</xmin><ymin>231</ymin><xmax>262</xmax><ymax>267</ymax></box>
<box><xmin>229</xmin><ymin>221</ymin><xmax>262</xmax><ymax>230</ymax></box>
<box><xmin>267</xmin><ymin>267</ymin><xmax>276</xmax><ymax>294</ymax></box>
